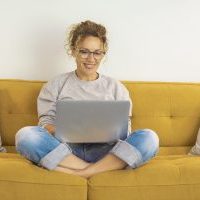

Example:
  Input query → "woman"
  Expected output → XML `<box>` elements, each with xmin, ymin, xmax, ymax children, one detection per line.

<box><xmin>15</xmin><ymin>20</ymin><xmax>159</xmax><ymax>178</ymax></box>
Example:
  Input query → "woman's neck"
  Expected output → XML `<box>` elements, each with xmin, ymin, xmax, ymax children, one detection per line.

<box><xmin>75</xmin><ymin>70</ymin><xmax>99</xmax><ymax>81</ymax></box>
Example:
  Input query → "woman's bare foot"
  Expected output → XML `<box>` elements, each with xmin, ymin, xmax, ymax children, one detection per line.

<box><xmin>56</xmin><ymin>154</ymin><xmax>127</xmax><ymax>179</ymax></box>
<box><xmin>55</xmin><ymin>165</ymin><xmax>95</xmax><ymax>178</ymax></box>
<box><xmin>58</xmin><ymin>154</ymin><xmax>91</xmax><ymax>170</ymax></box>
<box><xmin>55</xmin><ymin>166</ymin><xmax>77</xmax><ymax>174</ymax></box>
<box><xmin>74</xmin><ymin>168</ymin><xmax>94</xmax><ymax>178</ymax></box>
<box><xmin>73</xmin><ymin>153</ymin><xmax>127</xmax><ymax>178</ymax></box>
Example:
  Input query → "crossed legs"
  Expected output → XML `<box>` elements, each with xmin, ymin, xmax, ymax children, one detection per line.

<box><xmin>16</xmin><ymin>126</ymin><xmax>159</xmax><ymax>179</ymax></box>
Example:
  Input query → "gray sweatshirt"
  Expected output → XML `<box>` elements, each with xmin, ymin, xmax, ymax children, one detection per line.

<box><xmin>37</xmin><ymin>70</ymin><xmax>132</xmax><ymax>132</ymax></box>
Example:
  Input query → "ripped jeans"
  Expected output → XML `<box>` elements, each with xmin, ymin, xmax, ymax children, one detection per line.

<box><xmin>15</xmin><ymin>126</ymin><xmax>159</xmax><ymax>170</ymax></box>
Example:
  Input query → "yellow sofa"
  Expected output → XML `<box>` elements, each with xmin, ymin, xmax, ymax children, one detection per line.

<box><xmin>0</xmin><ymin>79</ymin><xmax>200</xmax><ymax>200</ymax></box>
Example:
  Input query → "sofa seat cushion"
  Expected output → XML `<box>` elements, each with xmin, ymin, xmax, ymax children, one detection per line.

<box><xmin>3</xmin><ymin>146</ymin><xmax>16</xmax><ymax>153</ymax></box>
<box><xmin>0</xmin><ymin>153</ymin><xmax>87</xmax><ymax>200</ymax></box>
<box><xmin>88</xmin><ymin>155</ymin><xmax>200</xmax><ymax>200</ymax></box>
<box><xmin>159</xmin><ymin>146</ymin><xmax>191</xmax><ymax>155</ymax></box>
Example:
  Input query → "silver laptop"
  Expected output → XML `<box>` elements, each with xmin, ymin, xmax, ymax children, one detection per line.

<box><xmin>55</xmin><ymin>100</ymin><xmax>130</xmax><ymax>143</ymax></box>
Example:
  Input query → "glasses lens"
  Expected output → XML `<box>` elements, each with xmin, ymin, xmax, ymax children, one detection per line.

<box><xmin>78</xmin><ymin>49</ymin><xmax>89</xmax><ymax>58</ymax></box>
<box><xmin>93</xmin><ymin>51</ymin><xmax>104</xmax><ymax>59</ymax></box>
<box><xmin>78</xmin><ymin>49</ymin><xmax>105</xmax><ymax>59</ymax></box>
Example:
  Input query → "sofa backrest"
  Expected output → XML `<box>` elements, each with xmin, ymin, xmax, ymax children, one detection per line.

<box><xmin>124</xmin><ymin>81</ymin><xmax>200</xmax><ymax>147</ymax></box>
<box><xmin>0</xmin><ymin>80</ymin><xmax>43</xmax><ymax>146</ymax></box>
<box><xmin>0</xmin><ymin>79</ymin><xmax>200</xmax><ymax>147</ymax></box>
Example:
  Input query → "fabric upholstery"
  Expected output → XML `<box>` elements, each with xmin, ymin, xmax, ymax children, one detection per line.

<box><xmin>124</xmin><ymin>82</ymin><xmax>200</xmax><ymax>146</ymax></box>
<box><xmin>88</xmin><ymin>155</ymin><xmax>200</xmax><ymax>200</ymax></box>
<box><xmin>0</xmin><ymin>153</ymin><xmax>87</xmax><ymax>200</ymax></box>
<box><xmin>0</xmin><ymin>79</ymin><xmax>200</xmax><ymax>200</ymax></box>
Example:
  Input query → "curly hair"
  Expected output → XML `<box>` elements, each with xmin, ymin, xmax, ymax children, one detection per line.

<box><xmin>65</xmin><ymin>20</ymin><xmax>108</xmax><ymax>55</ymax></box>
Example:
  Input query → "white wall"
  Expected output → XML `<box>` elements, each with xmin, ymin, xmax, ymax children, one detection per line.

<box><xmin>0</xmin><ymin>0</ymin><xmax>200</xmax><ymax>82</ymax></box>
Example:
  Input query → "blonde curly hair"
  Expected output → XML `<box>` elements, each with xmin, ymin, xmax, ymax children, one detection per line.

<box><xmin>65</xmin><ymin>20</ymin><xmax>108</xmax><ymax>56</ymax></box>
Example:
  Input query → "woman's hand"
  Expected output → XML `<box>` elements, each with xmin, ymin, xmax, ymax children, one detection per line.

<box><xmin>43</xmin><ymin>124</ymin><xmax>55</xmax><ymax>135</ymax></box>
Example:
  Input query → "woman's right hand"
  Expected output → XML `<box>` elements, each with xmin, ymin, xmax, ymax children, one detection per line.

<box><xmin>43</xmin><ymin>124</ymin><xmax>55</xmax><ymax>135</ymax></box>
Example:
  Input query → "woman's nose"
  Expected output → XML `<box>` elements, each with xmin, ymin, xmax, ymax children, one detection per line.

<box><xmin>87</xmin><ymin>53</ymin><xmax>96</xmax><ymax>62</ymax></box>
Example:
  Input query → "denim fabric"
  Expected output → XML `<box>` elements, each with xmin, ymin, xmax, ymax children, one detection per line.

<box><xmin>110</xmin><ymin>129</ymin><xmax>159</xmax><ymax>168</ymax></box>
<box><xmin>15</xmin><ymin>126</ymin><xmax>159</xmax><ymax>170</ymax></box>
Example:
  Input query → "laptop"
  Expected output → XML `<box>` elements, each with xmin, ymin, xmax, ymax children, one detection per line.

<box><xmin>55</xmin><ymin>100</ymin><xmax>130</xmax><ymax>143</ymax></box>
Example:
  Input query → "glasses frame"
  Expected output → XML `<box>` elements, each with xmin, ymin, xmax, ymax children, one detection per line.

<box><xmin>76</xmin><ymin>48</ymin><xmax>105</xmax><ymax>60</ymax></box>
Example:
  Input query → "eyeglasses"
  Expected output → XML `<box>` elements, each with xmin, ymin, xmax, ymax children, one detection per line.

<box><xmin>77</xmin><ymin>49</ymin><xmax>105</xmax><ymax>60</ymax></box>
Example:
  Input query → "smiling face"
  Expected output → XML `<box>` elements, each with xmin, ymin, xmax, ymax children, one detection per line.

<box><xmin>72</xmin><ymin>36</ymin><xmax>105</xmax><ymax>81</ymax></box>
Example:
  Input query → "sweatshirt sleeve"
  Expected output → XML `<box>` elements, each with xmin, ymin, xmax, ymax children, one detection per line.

<box><xmin>37</xmin><ymin>77</ymin><xmax>60</xmax><ymax>127</ymax></box>
<box><xmin>114</xmin><ymin>81</ymin><xmax>133</xmax><ymax>133</ymax></box>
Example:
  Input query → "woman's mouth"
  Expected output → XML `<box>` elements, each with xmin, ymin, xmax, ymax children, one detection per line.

<box><xmin>83</xmin><ymin>63</ymin><xmax>96</xmax><ymax>69</ymax></box>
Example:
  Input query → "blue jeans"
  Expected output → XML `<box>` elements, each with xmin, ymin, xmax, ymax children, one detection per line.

<box><xmin>15</xmin><ymin>126</ymin><xmax>159</xmax><ymax>170</ymax></box>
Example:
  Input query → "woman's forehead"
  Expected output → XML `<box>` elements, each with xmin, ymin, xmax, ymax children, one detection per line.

<box><xmin>77</xmin><ymin>36</ymin><xmax>103</xmax><ymax>50</ymax></box>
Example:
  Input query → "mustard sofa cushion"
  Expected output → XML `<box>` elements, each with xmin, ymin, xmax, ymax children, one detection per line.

<box><xmin>124</xmin><ymin>82</ymin><xmax>200</xmax><ymax>147</ymax></box>
<box><xmin>0</xmin><ymin>153</ymin><xmax>87</xmax><ymax>200</ymax></box>
<box><xmin>88</xmin><ymin>155</ymin><xmax>200</xmax><ymax>200</ymax></box>
<box><xmin>0</xmin><ymin>80</ymin><xmax>41</xmax><ymax>146</ymax></box>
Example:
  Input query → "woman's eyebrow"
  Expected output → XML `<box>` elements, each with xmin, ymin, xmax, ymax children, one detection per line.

<box><xmin>79</xmin><ymin>48</ymin><xmax>102</xmax><ymax>51</ymax></box>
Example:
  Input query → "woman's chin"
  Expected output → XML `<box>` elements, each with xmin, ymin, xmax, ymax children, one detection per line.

<box><xmin>83</xmin><ymin>67</ymin><xmax>97</xmax><ymax>74</ymax></box>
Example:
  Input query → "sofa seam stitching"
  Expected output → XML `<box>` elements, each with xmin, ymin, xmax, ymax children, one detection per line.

<box><xmin>0</xmin><ymin>179</ymin><xmax>87</xmax><ymax>186</ymax></box>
